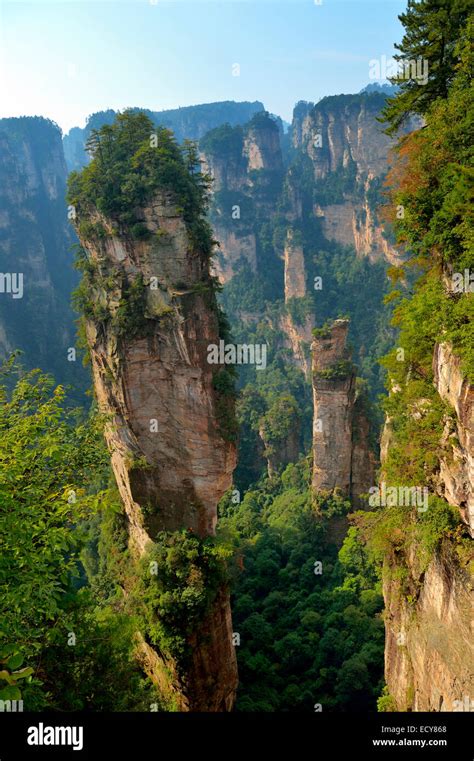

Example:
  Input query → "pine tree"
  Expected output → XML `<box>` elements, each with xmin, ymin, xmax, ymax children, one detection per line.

<box><xmin>381</xmin><ymin>0</ymin><xmax>471</xmax><ymax>133</ymax></box>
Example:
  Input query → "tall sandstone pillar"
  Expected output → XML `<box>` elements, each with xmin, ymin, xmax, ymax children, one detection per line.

<box><xmin>312</xmin><ymin>319</ymin><xmax>355</xmax><ymax>495</ymax></box>
<box><xmin>312</xmin><ymin>318</ymin><xmax>375</xmax><ymax>508</ymax></box>
<box><xmin>73</xmin><ymin>186</ymin><xmax>238</xmax><ymax>711</ymax></box>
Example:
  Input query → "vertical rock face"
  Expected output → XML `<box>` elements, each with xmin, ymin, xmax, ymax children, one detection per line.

<box><xmin>0</xmin><ymin>117</ymin><xmax>87</xmax><ymax>392</ymax></box>
<box><xmin>311</xmin><ymin>319</ymin><xmax>376</xmax><ymax>502</ymax></box>
<box><xmin>278</xmin><ymin>313</ymin><xmax>314</xmax><ymax>378</ymax></box>
<box><xmin>433</xmin><ymin>342</ymin><xmax>474</xmax><ymax>536</ymax></box>
<box><xmin>210</xmin><ymin>227</ymin><xmax>257</xmax><ymax>284</ymax></box>
<box><xmin>314</xmin><ymin>195</ymin><xmax>402</xmax><ymax>264</ymax></box>
<box><xmin>259</xmin><ymin>418</ymin><xmax>301</xmax><ymax>477</ymax></box>
<box><xmin>351</xmin><ymin>395</ymin><xmax>377</xmax><ymax>509</ymax></box>
<box><xmin>201</xmin><ymin>113</ymin><xmax>283</xmax><ymax>284</ymax></box>
<box><xmin>243</xmin><ymin>118</ymin><xmax>283</xmax><ymax>172</ymax></box>
<box><xmin>382</xmin><ymin>342</ymin><xmax>473</xmax><ymax>711</ymax></box>
<box><xmin>75</xmin><ymin>187</ymin><xmax>238</xmax><ymax>710</ymax></box>
<box><xmin>283</xmin><ymin>229</ymin><xmax>306</xmax><ymax>301</ymax></box>
<box><xmin>296</xmin><ymin>95</ymin><xmax>394</xmax><ymax>179</ymax></box>
<box><xmin>383</xmin><ymin>548</ymin><xmax>472</xmax><ymax>711</ymax></box>
<box><xmin>292</xmin><ymin>93</ymin><xmax>414</xmax><ymax>264</ymax></box>
<box><xmin>312</xmin><ymin>320</ymin><xmax>355</xmax><ymax>494</ymax></box>
<box><xmin>277</xmin><ymin>227</ymin><xmax>314</xmax><ymax>378</ymax></box>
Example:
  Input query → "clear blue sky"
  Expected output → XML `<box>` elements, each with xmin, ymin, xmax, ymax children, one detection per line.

<box><xmin>0</xmin><ymin>0</ymin><xmax>406</xmax><ymax>134</ymax></box>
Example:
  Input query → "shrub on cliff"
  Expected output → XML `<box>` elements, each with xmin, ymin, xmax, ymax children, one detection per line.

<box><xmin>135</xmin><ymin>531</ymin><xmax>232</xmax><ymax>665</ymax></box>
<box><xmin>68</xmin><ymin>110</ymin><xmax>214</xmax><ymax>255</ymax></box>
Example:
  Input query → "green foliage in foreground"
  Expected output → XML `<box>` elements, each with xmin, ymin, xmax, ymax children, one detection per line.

<box><xmin>353</xmin><ymin>10</ymin><xmax>474</xmax><ymax>655</ymax></box>
<box><xmin>0</xmin><ymin>359</ymin><xmax>163</xmax><ymax>710</ymax></box>
<box><xmin>134</xmin><ymin>532</ymin><xmax>232</xmax><ymax>667</ymax></box>
<box><xmin>0</xmin><ymin>361</ymin><xmax>108</xmax><ymax>653</ymax></box>
<box><xmin>219</xmin><ymin>459</ymin><xmax>385</xmax><ymax>711</ymax></box>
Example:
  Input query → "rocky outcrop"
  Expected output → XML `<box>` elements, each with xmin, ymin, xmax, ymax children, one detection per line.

<box><xmin>274</xmin><ymin>228</ymin><xmax>314</xmax><ymax>377</ymax></box>
<box><xmin>433</xmin><ymin>342</ymin><xmax>473</xmax><ymax>536</ymax></box>
<box><xmin>135</xmin><ymin>587</ymin><xmax>237</xmax><ymax>711</ymax></box>
<box><xmin>259</xmin><ymin>418</ymin><xmax>301</xmax><ymax>477</ymax></box>
<box><xmin>292</xmin><ymin>93</ymin><xmax>411</xmax><ymax>263</ymax></box>
<box><xmin>283</xmin><ymin>229</ymin><xmax>306</xmax><ymax>301</ymax></box>
<box><xmin>74</xmin><ymin>188</ymin><xmax>238</xmax><ymax>711</ymax></box>
<box><xmin>383</xmin><ymin>546</ymin><xmax>472</xmax><ymax>711</ymax></box>
<box><xmin>312</xmin><ymin>319</ymin><xmax>376</xmax><ymax>503</ymax></box>
<box><xmin>278</xmin><ymin>313</ymin><xmax>313</xmax><ymax>378</ymax></box>
<box><xmin>314</xmin><ymin>195</ymin><xmax>401</xmax><ymax>265</ymax></box>
<box><xmin>351</xmin><ymin>394</ymin><xmax>377</xmax><ymax>509</ymax></box>
<box><xmin>200</xmin><ymin>150</ymin><xmax>247</xmax><ymax>194</ymax></box>
<box><xmin>201</xmin><ymin>113</ymin><xmax>283</xmax><ymax>284</ymax></box>
<box><xmin>293</xmin><ymin>93</ymin><xmax>398</xmax><ymax>178</ymax></box>
<box><xmin>382</xmin><ymin>341</ymin><xmax>473</xmax><ymax>711</ymax></box>
<box><xmin>211</xmin><ymin>226</ymin><xmax>257</xmax><ymax>283</ymax></box>
<box><xmin>243</xmin><ymin>117</ymin><xmax>283</xmax><ymax>172</ymax></box>
<box><xmin>312</xmin><ymin>320</ymin><xmax>356</xmax><ymax>495</ymax></box>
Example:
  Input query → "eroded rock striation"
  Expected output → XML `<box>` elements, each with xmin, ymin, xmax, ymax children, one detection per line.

<box><xmin>292</xmin><ymin>93</ymin><xmax>415</xmax><ymax>264</ymax></box>
<box><xmin>200</xmin><ymin>112</ymin><xmax>283</xmax><ymax>283</ymax></box>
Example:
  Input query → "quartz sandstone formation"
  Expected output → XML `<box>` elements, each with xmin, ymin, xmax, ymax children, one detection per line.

<box><xmin>201</xmin><ymin>114</ymin><xmax>283</xmax><ymax>284</ymax></box>
<box><xmin>64</xmin><ymin>101</ymin><xmax>265</xmax><ymax>172</ymax></box>
<box><xmin>311</xmin><ymin>319</ymin><xmax>375</xmax><ymax>505</ymax></box>
<box><xmin>283</xmin><ymin>229</ymin><xmax>306</xmax><ymax>301</ymax></box>
<box><xmin>382</xmin><ymin>342</ymin><xmax>473</xmax><ymax>710</ymax></box>
<box><xmin>312</xmin><ymin>320</ymin><xmax>356</xmax><ymax>495</ymax></box>
<box><xmin>278</xmin><ymin>312</ymin><xmax>313</xmax><ymax>378</ymax></box>
<box><xmin>243</xmin><ymin>118</ymin><xmax>283</xmax><ymax>172</ymax></box>
<box><xmin>292</xmin><ymin>94</ymin><xmax>414</xmax><ymax>264</ymax></box>
<box><xmin>74</xmin><ymin>189</ymin><xmax>238</xmax><ymax>711</ymax></box>
<box><xmin>277</xmin><ymin>228</ymin><xmax>314</xmax><ymax>378</ymax></box>
<box><xmin>383</xmin><ymin>547</ymin><xmax>472</xmax><ymax>711</ymax></box>
<box><xmin>433</xmin><ymin>342</ymin><xmax>474</xmax><ymax>536</ymax></box>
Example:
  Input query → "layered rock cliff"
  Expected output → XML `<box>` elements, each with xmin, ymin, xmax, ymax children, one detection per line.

<box><xmin>433</xmin><ymin>342</ymin><xmax>473</xmax><ymax>536</ymax></box>
<box><xmin>201</xmin><ymin>94</ymin><xmax>403</xmax><ymax>389</ymax></box>
<box><xmin>383</xmin><ymin>545</ymin><xmax>472</xmax><ymax>711</ymax></box>
<box><xmin>291</xmin><ymin>93</ymin><xmax>410</xmax><ymax>264</ymax></box>
<box><xmin>69</xmin><ymin>116</ymin><xmax>238</xmax><ymax>710</ymax></box>
<box><xmin>200</xmin><ymin>112</ymin><xmax>284</xmax><ymax>283</ymax></box>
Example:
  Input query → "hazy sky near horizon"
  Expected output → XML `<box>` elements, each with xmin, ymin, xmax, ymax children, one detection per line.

<box><xmin>0</xmin><ymin>0</ymin><xmax>406</xmax><ymax>134</ymax></box>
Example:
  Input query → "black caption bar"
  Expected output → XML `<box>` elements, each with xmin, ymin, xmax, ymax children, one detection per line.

<box><xmin>0</xmin><ymin>711</ymin><xmax>471</xmax><ymax>759</ymax></box>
